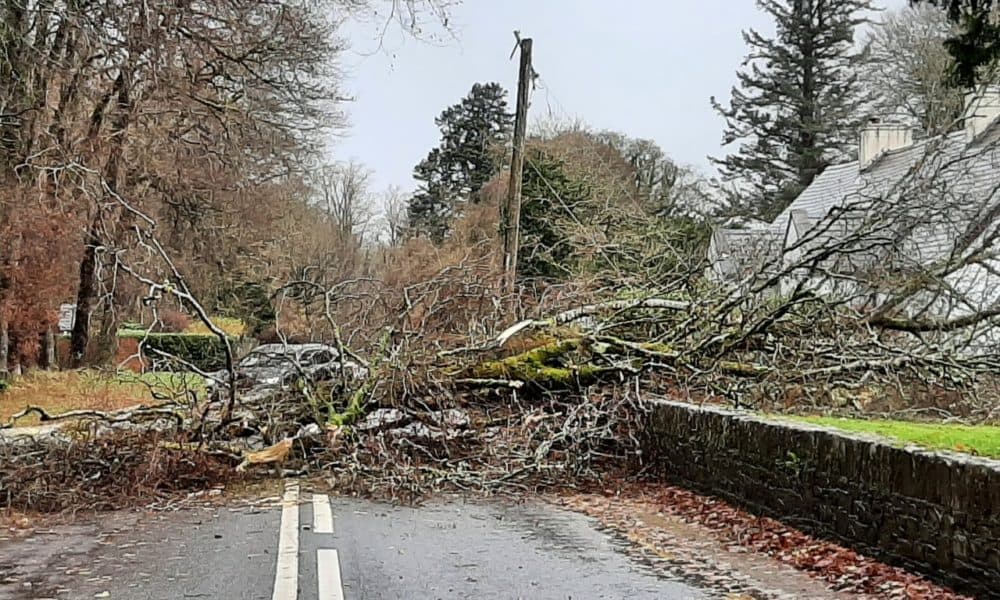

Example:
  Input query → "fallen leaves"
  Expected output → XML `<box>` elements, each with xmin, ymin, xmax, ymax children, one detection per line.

<box><xmin>556</xmin><ymin>482</ymin><xmax>972</xmax><ymax>600</ymax></box>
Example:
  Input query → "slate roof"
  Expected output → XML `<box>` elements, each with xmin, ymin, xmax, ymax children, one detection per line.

<box><xmin>758</xmin><ymin>122</ymin><xmax>1000</xmax><ymax>266</ymax></box>
<box><xmin>712</xmin><ymin>118</ymin><xmax>1000</xmax><ymax>320</ymax></box>
<box><xmin>709</xmin><ymin>227</ymin><xmax>781</xmax><ymax>280</ymax></box>
<box><xmin>770</xmin><ymin>161</ymin><xmax>860</xmax><ymax>239</ymax></box>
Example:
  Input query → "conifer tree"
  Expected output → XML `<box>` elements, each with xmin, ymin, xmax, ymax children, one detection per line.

<box><xmin>914</xmin><ymin>1</ymin><xmax>1000</xmax><ymax>86</ymax></box>
<box><xmin>518</xmin><ymin>150</ymin><xmax>589</xmax><ymax>280</ymax></box>
<box><xmin>712</xmin><ymin>0</ymin><xmax>873</xmax><ymax>221</ymax></box>
<box><xmin>408</xmin><ymin>82</ymin><xmax>513</xmax><ymax>241</ymax></box>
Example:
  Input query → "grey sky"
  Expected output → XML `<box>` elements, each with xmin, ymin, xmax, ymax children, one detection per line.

<box><xmin>334</xmin><ymin>0</ymin><xmax>905</xmax><ymax>194</ymax></box>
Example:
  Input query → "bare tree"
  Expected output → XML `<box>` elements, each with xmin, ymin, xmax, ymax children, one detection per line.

<box><xmin>696</xmin><ymin>114</ymin><xmax>1000</xmax><ymax>415</ymax></box>
<box><xmin>317</xmin><ymin>161</ymin><xmax>375</xmax><ymax>245</ymax></box>
<box><xmin>381</xmin><ymin>185</ymin><xmax>409</xmax><ymax>247</ymax></box>
<box><xmin>0</xmin><ymin>0</ymin><xmax>457</xmax><ymax>366</ymax></box>
<box><xmin>861</xmin><ymin>4</ymin><xmax>965</xmax><ymax>134</ymax></box>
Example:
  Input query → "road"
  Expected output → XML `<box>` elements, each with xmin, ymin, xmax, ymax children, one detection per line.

<box><xmin>1</xmin><ymin>482</ymin><xmax>857</xmax><ymax>600</ymax></box>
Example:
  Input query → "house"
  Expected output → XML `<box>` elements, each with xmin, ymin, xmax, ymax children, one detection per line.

<box><xmin>706</xmin><ymin>224</ymin><xmax>780</xmax><ymax>288</ymax></box>
<box><xmin>708</xmin><ymin>87</ymin><xmax>1000</xmax><ymax>349</ymax></box>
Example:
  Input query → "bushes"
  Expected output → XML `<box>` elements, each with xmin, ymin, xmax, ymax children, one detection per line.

<box><xmin>115</xmin><ymin>315</ymin><xmax>247</xmax><ymax>371</ymax></box>
<box><xmin>213</xmin><ymin>281</ymin><xmax>275</xmax><ymax>337</ymax></box>
<box><xmin>118</xmin><ymin>331</ymin><xmax>235</xmax><ymax>371</ymax></box>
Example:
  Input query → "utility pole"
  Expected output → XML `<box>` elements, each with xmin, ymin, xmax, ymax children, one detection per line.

<box><xmin>502</xmin><ymin>35</ymin><xmax>532</xmax><ymax>295</ymax></box>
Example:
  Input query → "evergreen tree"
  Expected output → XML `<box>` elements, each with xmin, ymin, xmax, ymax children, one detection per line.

<box><xmin>408</xmin><ymin>82</ymin><xmax>513</xmax><ymax>241</ymax></box>
<box><xmin>215</xmin><ymin>280</ymin><xmax>275</xmax><ymax>337</ymax></box>
<box><xmin>407</xmin><ymin>149</ymin><xmax>452</xmax><ymax>242</ymax></box>
<box><xmin>913</xmin><ymin>1</ymin><xmax>1000</xmax><ymax>86</ymax></box>
<box><xmin>712</xmin><ymin>0</ymin><xmax>873</xmax><ymax>222</ymax></box>
<box><xmin>518</xmin><ymin>150</ymin><xmax>589</xmax><ymax>280</ymax></box>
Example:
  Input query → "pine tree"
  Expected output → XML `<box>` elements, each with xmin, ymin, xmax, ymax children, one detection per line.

<box><xmin>408</xmin><ymin>152</ymin><xmax>452</xmax><ymax>242</ymax></box>
<box><xmin>712</xmin><ymin>0</ymin><xmax>874</xmax><ymax>222</ymax></box>
<box><xmin>408</xmin><ymin>82</ymin><xmax>513</xmax><ymax>241</ymax></box>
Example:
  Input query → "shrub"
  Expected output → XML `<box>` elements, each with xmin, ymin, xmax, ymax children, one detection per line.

<box><xmin>214</xmin><ymin>281</ymin><xmax>275</xmax><ymax>337</ymax></box>
<box><xmin>119</xmin><ymin>331</ymin><xmax>235</xmax><ymax>371</ymax></box>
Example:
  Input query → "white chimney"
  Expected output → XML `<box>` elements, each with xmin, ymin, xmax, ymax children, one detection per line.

<box><xmin>859</xmin><ymin>119</ymin><xmax>913</xmax><ymax>170</ymax></box>
<box><xmin>964</xmin><ymin>86</ymin><xmax>1000</xmax><ymax>141</ymax></box>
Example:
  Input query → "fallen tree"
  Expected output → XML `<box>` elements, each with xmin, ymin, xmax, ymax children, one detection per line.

<box><xmin>7</xmin><ymin>102</ymin><xmax>1000</xmax><ymax>511</ymax></box>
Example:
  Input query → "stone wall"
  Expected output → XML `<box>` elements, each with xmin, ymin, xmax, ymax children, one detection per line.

<box><xmin>642</xmin><ymin>400</ymin><xmax>1000</xmax><ymax>599</ymax></box>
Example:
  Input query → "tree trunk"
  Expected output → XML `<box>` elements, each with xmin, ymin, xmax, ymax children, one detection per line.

<box><xmin>70</xmin><ymin>67</ymin><xmax>132</xmax><ymax>368</ymax></box>
<box><xmin>0</xmin><ymin>316</ymin><xmax>9</xmax><ymax>377</ymax></box>
<box><xmin>95</xmin><ymin>300</ymin><xmax>120</xmax><ymax>366</ymax></box>
<box><xmin>43</xmin><ymin>326</ymin><xmax>56</xmax><ymax>369</ymax></box>
<box><xmin>70</xmin><ymin>216</ymin><xmax>100</xmax><ymax>367</ymax></box>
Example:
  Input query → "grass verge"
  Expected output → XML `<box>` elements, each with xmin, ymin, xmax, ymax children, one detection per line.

<box><xmin>790</xmin><ymin>415</ymin><xmax>1000</xmax><ymax>458</ymax></box>
<box><xmin>0</xmin><ymin>370</ymin><xmax>205</xmax><ymax>425</ymax></box>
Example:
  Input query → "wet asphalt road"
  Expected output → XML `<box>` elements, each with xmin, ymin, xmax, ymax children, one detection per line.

<box><xmin>0</xmin><ymin>484</ymin><xmax>704</xmax><ymax>600</ymax></box>
<box><xmin>320</xmin><ymin>496</ymin><xmax>700</xmax><ymax>599</ymax></box>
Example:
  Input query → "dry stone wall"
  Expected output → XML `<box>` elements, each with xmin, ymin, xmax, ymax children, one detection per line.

<box><xmin>642</xmin><ymin>400</ymin><xmax>1000</xmax><ymax>599</ymax></box>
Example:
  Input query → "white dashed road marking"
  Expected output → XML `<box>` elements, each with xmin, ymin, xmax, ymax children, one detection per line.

<box><xmin>317</xmin><ymin>549</ymin><xmax>345</xmax><ymax>600</ymax></box>
<box><xmin>272</xmin><ymin>482</ymin><xmax>300</xmax><ymax>600</ymax></box>
<box><xmin>271</xmin><ymin>484</ymin><xmax>344</xmax><ymax>600</ymax></box>
<box><xmin>312</xmin><ymin>494</ymin><xmax>334</xmax><ymax>534</ymax></box>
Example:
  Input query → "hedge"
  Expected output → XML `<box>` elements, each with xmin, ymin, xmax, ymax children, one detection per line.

<box><xmin>118</xmin><ymin>331</ymin><xmax>237</xmax><ymax>372</ymax></box>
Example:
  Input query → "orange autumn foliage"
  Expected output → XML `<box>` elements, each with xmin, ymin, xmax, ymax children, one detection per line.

<box><xmin>0</xmin><ymin>191</ymin><xmax>80</xmax><ymax>365</ymax></box>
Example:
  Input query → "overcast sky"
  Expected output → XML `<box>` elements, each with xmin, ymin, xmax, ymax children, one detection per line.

<box><xmin>333</xmin><ymin>0</ymin><xmax>906</xmax><ymax>194</ymax></box>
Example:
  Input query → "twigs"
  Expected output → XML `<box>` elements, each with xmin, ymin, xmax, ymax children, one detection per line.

<box><xmin>12</xmin><ymin>133</ymin><xmax>1000</xmax><ymax>512</ymax></box>
<box><xmin>0</xmin><ymin>430</ymin><xmax>242</xmax><ymax>512</ymax></box>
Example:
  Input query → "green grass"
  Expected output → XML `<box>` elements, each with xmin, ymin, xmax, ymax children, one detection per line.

<box><xmin>790</xmin><ymin>416</ymin><xmax>1000</xmax><ymax>458</ymax></box>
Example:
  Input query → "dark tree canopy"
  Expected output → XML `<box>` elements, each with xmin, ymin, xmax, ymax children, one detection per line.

<box><xmin>408</xmin><ymin>82</ymin><xmax>513</xmax><ymax>241</ymax></box>
<box><xmin>913</xmin><ymin>1</ymin><xmax>1000</xmax><ymax>85</ymax></box>
<box><xmin>518</xmin><ymin>150</ymin><xmax>589</xmax><ymax>281</ymax></box>
<box><xmin>712</xmin><ymin>0</ymin><xmax>873</xmax><ymax>222</ymax></box>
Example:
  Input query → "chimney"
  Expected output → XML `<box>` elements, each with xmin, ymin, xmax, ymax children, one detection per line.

<box><xmin>964</xmin><ymin>85</ymin><xmax>1000</xmax><ymax>141</ymax></box>
<box><xmin>859</xmin><ymin>119</ymin><xmax>913</xmax><ymax>170</ymax></box>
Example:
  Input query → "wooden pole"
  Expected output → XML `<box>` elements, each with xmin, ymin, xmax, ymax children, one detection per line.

<box><xmin>502</xmin><ymin>37</ymin><xmax>532</xmax><ymax>295</ymax></box>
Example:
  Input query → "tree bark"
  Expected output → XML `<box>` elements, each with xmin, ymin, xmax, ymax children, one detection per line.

<box><xmin>43</xmin><ymin>326</ymin><xmax>56</xmax><ymax>369</ymax></box>
<box><xmin>70</xmin><ymin>67</ymin><xmax>132</xmax><ymax>367</ymax></box>
<box><xmin>0</xmin><ymin>315</ymin><xmax>9</xmax><ymax>377</ymax></box>
<box><xmin>70</xmin><ymin>215</ymin><xmax>100</xmax><ymax>367</ymax></box>
<box><xmin>95</xmin><ymin>297</ymin><xmax>121</xmax><ymax>366</ymax></box>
